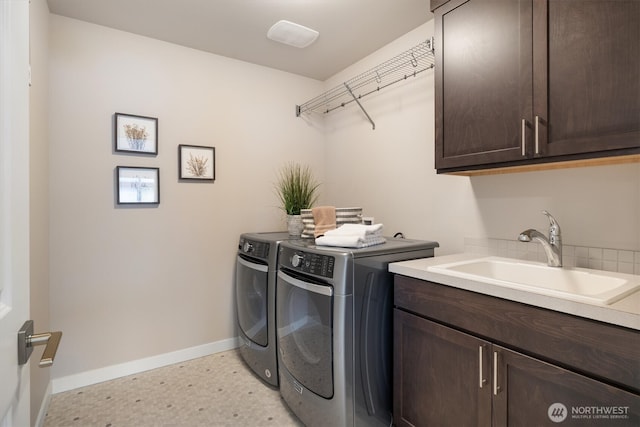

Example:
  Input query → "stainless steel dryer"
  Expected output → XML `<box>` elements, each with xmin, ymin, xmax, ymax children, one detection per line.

<box><xmin>276</xmin><ymin>237</ymin><xmax>438</xmax><ymax>426</ymax></box>
<box><xmin>236</xmin><ymin>231</ymin><xmax>290</xmax><ymax>386</ymax></box>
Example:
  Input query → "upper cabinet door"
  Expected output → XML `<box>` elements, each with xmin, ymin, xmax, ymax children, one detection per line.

<box><xmin>435</xmin><ymin>0</ymin><xmax>533</xmax><ymax>171</ymax></box>
<box><xmin>534</xmin><ymin>0</ymin><xmax>640</xmax><ymax>157</ymax></box>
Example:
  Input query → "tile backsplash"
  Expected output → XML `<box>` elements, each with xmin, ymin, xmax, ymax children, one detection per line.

<box><xmin>464</xmin><ymin>237</ymin><xmax>640</xmax><ymax>275</ymax></box>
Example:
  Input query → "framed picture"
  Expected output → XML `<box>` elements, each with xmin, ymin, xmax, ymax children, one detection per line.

<box><xmin>117</xmin><ymin>166</ymin><xmax>160</xmax><ymax>204</ymax></box>
<box><xmin>114</xmin><ymin>113</ymin><xmax>158</xmax><ymax>154</ymax></box>
<box><xmin>179</xmin><ymin>144</ymin><xmax>215</xmax><ymax>180</ymax></box>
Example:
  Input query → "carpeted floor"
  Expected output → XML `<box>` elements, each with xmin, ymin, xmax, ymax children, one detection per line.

<box><xmin>43</xmin><ymin>349</ymin><xmax>303</xmax><ymax>427</ymax></box>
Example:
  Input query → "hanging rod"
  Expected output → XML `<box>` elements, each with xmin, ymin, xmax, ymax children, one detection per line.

<box><xmin>296</xmin><ymin>38</ymin><xmax>434</xmax><ymax>129</ymax></box>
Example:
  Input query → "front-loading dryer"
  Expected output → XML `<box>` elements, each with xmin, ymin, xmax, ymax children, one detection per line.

<box><xmin>236</xmin><ymin>231</ymin><xmax>290</xmax><ymax>386</ymax></box>
<box><xmin>276</xmin><ymin>237</ymin><xmax>438</xmax><ymax>426</ymax></box>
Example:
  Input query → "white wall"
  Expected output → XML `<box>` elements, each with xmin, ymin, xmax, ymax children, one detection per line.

<box><xmin>322</xmin><ymin>22</ymin><xmax>483</xmax><ymax>252</ymax></box>
<box><xmin>324</xmin><ymin>21</ymin><xmax>640</xmax><ymax>255</ymax></box>
<box><xmin>48</xmin><ymin>15</ymin><xmax>324</xmax><ymax>379</ymax></box>
<box><xmin>469</xmin><ymin>165</ymin><xmax>639</xmax><ymax>251</ymax></box>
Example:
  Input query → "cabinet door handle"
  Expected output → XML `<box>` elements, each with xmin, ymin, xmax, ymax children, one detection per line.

<box><xmin>493</xmin><ymin>351</ymin><xmax>501</xmax><ymax>395</ymax></box>
<box><xmin>521</xmin><ymin>119</ymin><xmax>526</xmax><ymax>156</ymax></box>
<box><xmin>535</xmin><ymin>116</ymin><xmax>540</xmax><ymax>155</ymax></box>
<box><xmin>479</xmin><ymin>345</ymin><xmax>487</xmax><ymax>388</ymax></box>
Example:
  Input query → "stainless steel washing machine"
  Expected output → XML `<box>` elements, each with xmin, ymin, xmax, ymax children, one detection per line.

<box><xmin>236</xmin><ymin>231</ymin><xmax>290</xmax><ymax>386</ymax></box>
<box><xmin>276</xmin><ymin>237</ymin><xmax>438</xmax><ymax>426</ymax></box>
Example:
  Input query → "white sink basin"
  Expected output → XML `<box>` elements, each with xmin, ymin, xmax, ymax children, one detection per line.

<box><xmin>428</xmin><ymin>256</ymin><xmax>640</xmax><ymax>305</ymax></box>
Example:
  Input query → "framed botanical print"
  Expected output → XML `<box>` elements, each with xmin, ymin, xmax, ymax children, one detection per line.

<box><xmin>179</xmin><ymin>144</ymin><xmax>215</xmax><ymax>181</ymax></box>
<box><xmin>114</xmin><ymin>113</ymin><xmax>158</xmax><ymax>155</ymax></box>
<box><xmin>116</xmin><ymin>166</ymin><xmax>160</xmax><ymax>204</ymax></box>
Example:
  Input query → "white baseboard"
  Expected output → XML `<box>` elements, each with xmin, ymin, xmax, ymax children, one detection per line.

<box><xmin>51</xmin><ymin>337</ymin><xmax>239</xmax><ymax>394</ymax></box>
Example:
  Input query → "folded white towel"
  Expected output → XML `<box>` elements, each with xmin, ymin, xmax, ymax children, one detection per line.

<box><xmin>324</xmin><ymin>223</ymin><xmax>383</xmax><ymax>239</ymax></box>
<box><xmin>315</xmin><ymin>234</ymin><xmax>386</xmax><ymax>249</ymax></box>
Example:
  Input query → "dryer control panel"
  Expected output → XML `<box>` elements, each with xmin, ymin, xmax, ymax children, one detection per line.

<box><xmin>238</xmin><ymin>237</ymin><xmax>270</xmax><ymax>259</ymax></box>
<box><xmin>280</xmin><ymin>248</ymin><xmax>335</xmax><ymax>278</ymax></box>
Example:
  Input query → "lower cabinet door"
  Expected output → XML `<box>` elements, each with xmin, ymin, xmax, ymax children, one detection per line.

<box><xmin>492</xmin><ymin>344</ymin><xmax>640</xmax><ymax>427</ymax></box>
<box><xmin>393</xmin><ymin>309</ymin><xmax>492</xmax><ymax>427</ymax></box>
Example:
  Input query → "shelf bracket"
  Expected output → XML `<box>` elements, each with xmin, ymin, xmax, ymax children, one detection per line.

<box><xmin>344</xmin><ymin>83</ymin><xmax>375</xmax><ymax>130</ymax></box>
<box><xmin>295</xmin><ymin>38</ymin><xmax>434</xmax><ymax>127</ymax></box>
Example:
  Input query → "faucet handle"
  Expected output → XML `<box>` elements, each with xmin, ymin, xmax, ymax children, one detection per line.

<box><xmin>542</xmin><ymin>210</ymin><xmax>561</xmax><ymax>236</ymax></box>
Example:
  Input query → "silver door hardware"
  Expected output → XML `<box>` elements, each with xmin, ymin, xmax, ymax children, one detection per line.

<box><xmin>493</xmin><ymin>351</ymin><xmax>500</xmax><ymax>395</ymax></box>
<box><xmin>478</xmin><ymin>345</ymin><xmax>487</xmax><ymax>388</ymax></box>
<box><xmin>535</xmin><ymin>115</ymin><xmax>540</xmax><ymax>154</ymax></box>
<box><xmin>18</xmin><ymin>320</ymin><xmax>62</xmax><ymax>367</ymax></box>
<box><xmin>521</xmin><ymin>119</ymin><xmax>527</xmax><ymax>156</ymax></box>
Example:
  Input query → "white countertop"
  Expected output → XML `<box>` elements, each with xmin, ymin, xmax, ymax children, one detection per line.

<box><xmin>390</xmin><ymin>253</ymin><xmax>640</xmax><ymax>331</ymax></box>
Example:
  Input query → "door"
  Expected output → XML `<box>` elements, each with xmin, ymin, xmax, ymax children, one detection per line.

<box><xmin>0</xmin><ymin>0</ymin><xmax>31</xmax><ymax>425</ymax></box>
<box><xmin>276</xmin><ymin>270</ymin><xmax>333</xmax><ymax>399</ymax></box>
<box><xmin>435</xmin><ymin>0</ymin><xmax>533</xmax><ymax>171</ymax></box>
<box><xmin>393</xmin><ymin>310</ymin><xmax>492</xmax><ymax>427</ymax></box>
<box><xmin>534</xmin><ymin>0</ymin><xmax>640</xmax><ymax>157</ymax></box>
<box><xmin>492</xmin><ymin>345</ymin><xmax>640</xmax><ymax>426</ymax></box>
<box><xmin>235</xmin><ymin>255</ymin><xmax>269</xmax><ymax>346</ymax></box>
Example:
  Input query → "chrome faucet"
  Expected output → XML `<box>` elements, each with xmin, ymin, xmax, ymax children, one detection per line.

<box><xmin>518</xmin><ymin>210</ymin><xmax>562</xmax><ymax>267</ymax></box>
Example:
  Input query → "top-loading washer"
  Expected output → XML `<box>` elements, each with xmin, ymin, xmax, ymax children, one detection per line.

<box><xmin>276</xmin><ymin>236</ymin><xmax>439</xmax><ymax>426</ymax></box>
<box><xmin>236</xmin><ymin>231</ymin><xmax>290</xmax><ymax>386</ymax></box>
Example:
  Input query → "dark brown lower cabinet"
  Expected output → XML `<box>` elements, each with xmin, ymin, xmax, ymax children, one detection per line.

<box><xmin>393</xmin><ymin>309</ymin><xmax>491</xmax><ymax>426</ymax></box>
<box><xmin>394</xmin><ymin>309</ymin><xmax>640</xmax><ymax>427</ymax></box>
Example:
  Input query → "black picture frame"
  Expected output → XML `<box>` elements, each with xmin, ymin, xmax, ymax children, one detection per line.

<box><xmin>116</xmin><ymin>166</ymin><xmax>160</xmax><ymax>204</ymax></box>
<box><xmin>179</xmin><ymin>144</ymin><xmax>215</xmax><ymax>181</ymax></box>
<box><xmin>114</xmin><ymin>113</ymin><xmax>158</xmax><ymax>155</ymax></box>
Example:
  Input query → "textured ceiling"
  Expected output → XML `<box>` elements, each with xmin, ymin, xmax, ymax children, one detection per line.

<box><xmin>46</xmin><ymin>0</ymin><xmax>433</xmax><ymax>81</ymax></box>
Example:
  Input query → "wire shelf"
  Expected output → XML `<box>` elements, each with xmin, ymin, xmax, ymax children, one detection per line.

<box><xmin>296</xmin><ymin>38</ymin><xmax>434</xmax><ymax>129</ymax></box>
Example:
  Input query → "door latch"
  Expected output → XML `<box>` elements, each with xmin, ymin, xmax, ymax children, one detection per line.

<box><xmin>17</xmin><ymin>320</ymin><xmax>62</xmax><ymax>367</ymax></box>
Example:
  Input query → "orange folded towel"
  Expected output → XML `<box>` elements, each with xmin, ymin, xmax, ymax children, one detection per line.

<box><xmin>312</xmin><ymin>206</ymin><xmax>336</xmax><ymax>238</ymax></box>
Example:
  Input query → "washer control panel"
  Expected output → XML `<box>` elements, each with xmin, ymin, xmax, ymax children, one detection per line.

<box><xmin>281</xmin><ymin>248</ymin><xmax>335</xmax><ymax>278</ymax></box>
<box><xmin>238</xmin><ymin>237</ymin><xmax>269</xmax><ymax>259</ymax></box>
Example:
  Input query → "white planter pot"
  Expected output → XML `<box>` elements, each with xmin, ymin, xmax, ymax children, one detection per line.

<box><xmin>287</xmin><ymin>214</ymin><xmax>304</xmax><ymax>237</ymax></box>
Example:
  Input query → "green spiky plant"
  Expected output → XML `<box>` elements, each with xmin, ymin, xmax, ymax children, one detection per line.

<box><xmin>276</xmin><ymin>162</ymin><xmax>320</xmax><ymax>215</ymax></box>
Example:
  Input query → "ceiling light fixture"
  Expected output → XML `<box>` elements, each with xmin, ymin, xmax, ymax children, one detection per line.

<box><xmin>267</xmin><ymin>20</ymin><xmax>319</xmax><ymax>48</ymax></box>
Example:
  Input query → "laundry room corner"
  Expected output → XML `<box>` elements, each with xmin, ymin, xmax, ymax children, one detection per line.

<box><xmin>47</xmin><ymin>14</ymin><xmax>325</xmax><ymax>385</ymax></box>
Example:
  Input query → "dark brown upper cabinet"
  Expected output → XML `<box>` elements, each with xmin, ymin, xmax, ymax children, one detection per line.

<box><xmin>433</xmin><ymin>0</ymin><xmax>640</xmax><ymax>174</ymax></box>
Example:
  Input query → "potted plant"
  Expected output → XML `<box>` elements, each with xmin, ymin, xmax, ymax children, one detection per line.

<box><xmin>275</xmin><ymin>162</ymin><xmax>320</xmax><ymax>237</ymax></box>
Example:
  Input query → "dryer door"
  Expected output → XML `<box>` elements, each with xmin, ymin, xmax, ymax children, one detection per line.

<box><xmin>277</xmin><ymin>269</ymin><xmax>334</xmax><ymax>399</ymax></box>
<box><xmin>236</xmin><ymin>255</ymin><xmax>269</xmax><ymax>347</ymax></box>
